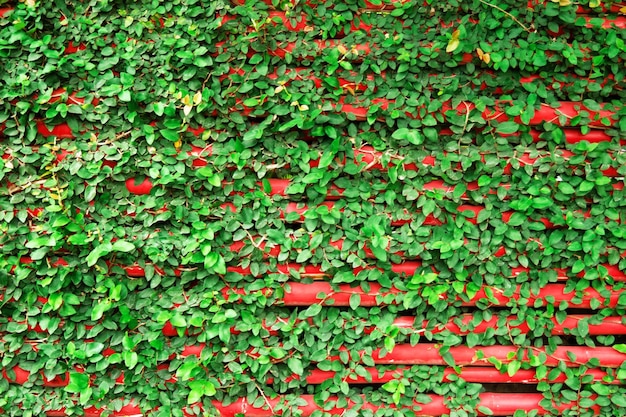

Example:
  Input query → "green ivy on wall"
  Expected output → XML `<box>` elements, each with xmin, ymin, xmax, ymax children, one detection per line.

<box><xmin>1</xmin><ymin>0</ymin><xmax>626</xmax><ymax>416</ymax></box>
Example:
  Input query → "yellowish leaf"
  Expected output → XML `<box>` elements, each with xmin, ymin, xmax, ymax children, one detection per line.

<box><xmin>477</xmin><ymin>48</ymin><xmax>490</xmax><ymax>64</ymax></box>
<box><xmin>193</xmin><ymin>91</ymin><xmax>202</xmax><ymax>105</ymax></box>
<box><xmin>337</xmin><ymin>44</ymin><xmax>348</xmax><ymax>55</ymax></box>
<box><xmin>446</xmin><ymin>38</ymin><xmax>460</xmax><ymax>53</ymax></box>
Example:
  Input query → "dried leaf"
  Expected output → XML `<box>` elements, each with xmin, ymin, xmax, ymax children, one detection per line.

<box><xmin>477</xmin><ymin>48</ymin><xmax>490</xmax><ymax>64</ymax></box>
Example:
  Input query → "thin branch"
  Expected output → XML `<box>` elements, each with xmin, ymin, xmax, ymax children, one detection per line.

<box><xmin>479</xmin><ymin>0</ymin><xmax>533</xmax><ymax>33</ymax></box>
<box><xmin>5</xmin><ymin>179</ymin><xmax>48</xmax><ymax>195</ymax></box>
<box><xmin>254</xmin><ymin>382</ymin><xmax>275</xmax><ymax>414</ymax></box>
<box><xmin>461</xmin><ymin>101</ymin><xmax>471</xmax><ymax>134</ymax></box>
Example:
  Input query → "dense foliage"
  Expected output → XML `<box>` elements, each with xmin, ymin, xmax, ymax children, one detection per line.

<box><xmin>1</xmin><ymin>0</ymin><xmax>626</xmax><ymax>416</ymax></box>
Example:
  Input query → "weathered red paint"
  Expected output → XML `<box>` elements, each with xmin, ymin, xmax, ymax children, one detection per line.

<box><xmin>125</xmin><ymin>177</ymin><xmax>153</xmax><ymax>195</ymax></box>
<box><xmin>205</xmin><ymin>393</ymin><xmax>596</xmax><ymax>417</ymax></box>
<box><xmin>281</xmin><ymin>367</ymin><xmax>616</xmax><ymax>385</ymax></box>
<box><xmin>15</xmin><ymin>392</ymin><xmax>597</xmax><ymax>416</ymax></box>
<box><xmin>162</xmin><ymin>314</ymin><xmax>626</xmax><ymax>337</ymax></box>
<box><xmin>36</xmin><ymin>122</ymin><xmax>74</xmax><ymax>138</ymax></box>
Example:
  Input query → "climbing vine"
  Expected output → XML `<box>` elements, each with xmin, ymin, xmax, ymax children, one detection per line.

<box><xmin>1</xmin><ymin>0</ymin><xmax>626</xmax><ymax>416</ymax></box>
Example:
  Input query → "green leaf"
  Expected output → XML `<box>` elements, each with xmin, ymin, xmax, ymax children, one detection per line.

<box><xmin>612</xmin><ymin>395</ymin><xmax>626</xmax><ymax>407</ymax></box>
<box><xmin>203</xmin><ymin>380</ymin><xmax>216</xmax><ymax>396</ymax></box>
<box><xmin>421</xmin><ymin>127</ymin><xmax>437</xmax><ymax>141</ymax></box>
<box><xmin>349</xmin><ymin>293</ymin><xmax>360</xmax><ymax>310</ymax></box>
<box><xmin>118</xmin><ymin>90</ymin><xmax>132</xmax><ymax>102</ymax></box>
<box><xmin>86</xmin><ymin>243</ymin><xmax>112</xmax><ymax>267</ymax></box>
<box><xmin>579</xmin><ymin>180</ymin><xmax>594</xmax><ymax>193</ymax></box>
<box><xmin>195</xmin><ymin>56</ymin><xmax>212</xmax><ymax>67</ymax></box>
<box><xmin>170</xmin><ymin>314</ymin><xmax>186</xmax><ymax>328</ymax></box>
<box><xmin>531</xmin><ymin>197</ymin><xmax>553</xmax><ymax>209</ymax></box>
<box><xmin>153</xmin><ymin>102</ymin><xmax>165</xmax><ymax>116</ymax></box>
<box><xmin>370</xmin><ymin>245</ymin><xmax>388</xmax><ymax>262</ymax></box>
<box><xmin>384</xmin><ymin>336</ymin><xmax>395</xmax><ymax>353</ymax></box>
<box><xmin>392</xmin><ymin>128</ymin><xmax>423</xmax><ymax>145</ymax></box>
<box><xmin>67</xmin><ymin>233</ymin><xmax>89</xmax><ymax>245</ymax></box>
<box><xmin>495</xmin><ymin>121</ymin><xmax>519</xmax><ymax>134</ymax></box>
<box><xmin>112</xmin><ymin>240</ymin><xmax>135</xmax><ymax>252</ymax></box>
<box><xmin>161</xmin><ymin>129</ymin><xmax>179</xmax><ymax>142</ymax></box>
<box><xmin>124</xmin><ymin>351</ymin><xmax>138</xmax><ymax>369</ymax></box>
<box><xmin>382</xmin><ymin>380</ymin><xmax>400</xmax><ymax>393</ymax></box>
<box><xmin>177</xmin><ymin>361</ymin><xmax>198</xmax><ymax>381</ymax></box>
<box><xmin>187</xmin><ymin>387</ymin><xmax>203</xmax><ymax>404</ymax></box>
<box><xmin>302</xmin><ymin>170</ymin><xmax>324</xmax><ymax>184</ymax></box>
<box><xmin>91</xmin><ymin>300</ymin><xmax>111</xmax><ymax>321</ymax></box>
<box><xmin>214</xmin><ymin>254</ymin><xmax>226</xmax><ymax>274</ymax></box>
<box><xmin>319</xmin><ymin>150</ymin><xmax>336</xmax><ymax>169</ymax></box>
<box><xmin>466</xmin><ymin>332</ymin><xmax>481</xmax><ymax>348</ymax></box>
<box><xmin>269</xmin><ymin>347</ymin><xmax>286</xmax><ymax>359</ymax></box>
<box><xmin>243</xmin><ymin>97</ymin><xmax>261</xmax><ymax>107</ymax></box>
<box><xmin>296</xmin><ymin>249</ymin><xmax>312</xmax><ymax>263</ymax></box>
<box><xmin>302</xmin><ymin>303</ymin><xmax>322</xmax><ymax>317</ymax></box>
<box><xmin>477</xmin><ymin>175</ymin><xmax>491</xmax><ymax>187</ymax></box>
<box><xmin>287</xmin><ymin>357</ymin><xmax>304</xmax><ymax>375</ymax></box>
<box><xmin>613</xmin><ymin>344</ymin><xmax>626</xmax><ymax>353</ymax></box>
<box><xmin>48</xmin><ymin>293</ymin><xmax>63</xmax><ymax>310</ymax></box>
<box><xmin>52</xmin><ymin>215</ymin><xmax>71</xmax><ymax>228</ymax></box>
<box><xmin>65</xmin><ymin>372</ymin><xmax>89</xmax><ymax>393</ymax></box>
<box><xmin>85</xmin><ymin>342</ymin><xmax>104</xmax><ymax>357</ymax></box>
<box><xmin>507</xmin><ymin>212</ymin><xmax>526</xmax><ymax>226</ymax></box>
<box><xmin>507</xmin><ymin>359</ymin><xmax>521</xmax><ymax>377</ymax></box>
<box><xmin>590</xmin><ymin>383</ymin><xmax>609</xmax><ymax>396</ymax></box>
<box><xmin>572</xmin><ymin>259</ymin><xmax>585</xmax><ymax>274</ymax></box>
<box><xmin>478</xmin><ymin>406</ymin><xmax>494</xmax><ymax>415</ymax></box>
<box><xmin>558</xmin><ymin>182</ymin><xmax>575</xmax><ymax>195</ymax></box>
<box><xmin>324</xmin><ymin>125</ymin><xmax>337</xmax><ymax>139</ymax></box>
<box><xmin>207</xmin><ymin>174</ymin><xmax>221</xmax><ymax>187</ymax></box>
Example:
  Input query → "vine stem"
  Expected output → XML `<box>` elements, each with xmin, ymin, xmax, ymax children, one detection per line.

<box><xmin>254</xmin><ymin>382</ymin><xmax>275</xmax><ymax>414</ymax></box>
<box><xmin>478</xmin><ymin>0</ymin><xmax>533</xmax><ymax>33</ymax></box>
